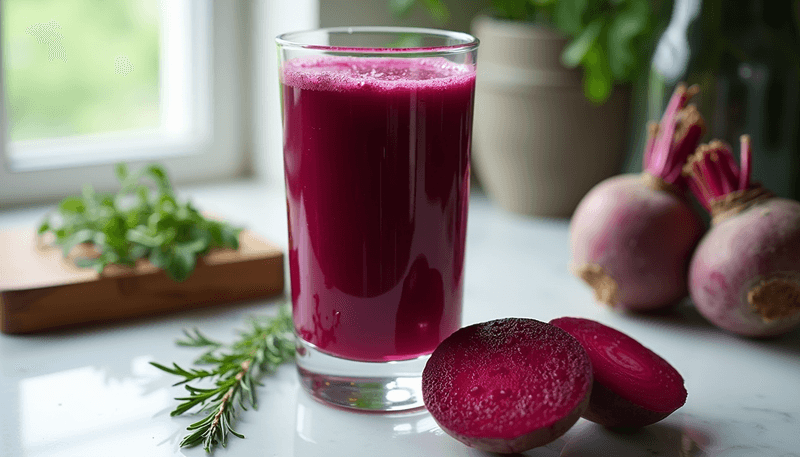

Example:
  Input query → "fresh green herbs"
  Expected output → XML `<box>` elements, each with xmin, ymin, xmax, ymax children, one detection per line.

<box><xmin>151</xmin><ymin>305</ymin><xmax>296</xmax><ymax>452</ymax></box>
<box><xmin>38</xmin><ymin>164</ymin><xmax>242</xmax><ymax>281</ymax></box>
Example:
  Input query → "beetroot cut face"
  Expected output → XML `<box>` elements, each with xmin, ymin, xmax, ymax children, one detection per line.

<box><xmin>550</xmin><ymin>317</ymin><xmax>687</xmax><ymax>428</ymax></box>
<box><xmin>421</xmin><ymin>318</ymin><xmax>593</xmax><ymax>454</ymax></box>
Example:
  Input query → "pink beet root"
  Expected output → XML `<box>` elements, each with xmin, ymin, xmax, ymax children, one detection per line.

<box><xmin>421</xmin><ymin>318</ymin><xmax>592</xmax><ymax>453</ymax></box>
<box><xmin>569</xmin><ymin>85</ymin><xmax>705</xmax><ymax>311</ymax></box>
<box><xmin>684</xmin><ymin>137</ymin><xmax>800</xmax><ymax>337</ymax></box>
<box><xmin>571</xmin><ymin>175</ymin><xmax>704</xmax><ymax>310</ymax></box>
<box><xmin>551</xmin><ymin>317</ymin><xmax>687</xmax><ymax>428</ymax></box>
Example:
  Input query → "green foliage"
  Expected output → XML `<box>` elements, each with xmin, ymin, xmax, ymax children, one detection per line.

<box><xmin>151</xmin><ymin>305</ymin><xmax>296</xmax><ymax>452</ymax></box>
<box><xmin>490</xmin><ymin>0</ymin><xmax>538</xmax><ymax>21</ymax></box>
<box><xmin>2</xmin><ymin>0</ymin><xmax>160</xmax><ymax>141</ymax></box>
<box><xmin>391</xmin><ymin>0</ymin><xmax>672</xmax><ymax>104</ymax></box>
<box><xmin>390</xmin><ymin>0</ymin><xmax>451</xmax><ymax>23</ymax></box>
<box><xmin>39</xmin><ymin>163</ymin><xmax>242</xmax><ymax>282</ymax></box>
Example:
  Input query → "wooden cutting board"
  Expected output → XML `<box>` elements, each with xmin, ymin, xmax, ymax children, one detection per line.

<box><xmin>0</xmin><ymin>229</ymin><xmax>284</xmax><ymax>334</ymax></box>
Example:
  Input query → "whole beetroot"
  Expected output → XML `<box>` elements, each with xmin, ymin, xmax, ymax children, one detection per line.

<box><xmin>684</xmin><ymin>136</ymin><xmax>800</xmax><ymax>337</ymax></box>
<box><xmin>570</xmin><ymin>85</ymin><xmax>706</xmax><ymax>311</ymax></box>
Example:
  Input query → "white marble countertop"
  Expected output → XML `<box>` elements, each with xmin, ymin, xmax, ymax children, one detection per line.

<box><xmin>1</xmin><ymin>179</ymin><xmax>799</xmax><ymax>457</ymax></box>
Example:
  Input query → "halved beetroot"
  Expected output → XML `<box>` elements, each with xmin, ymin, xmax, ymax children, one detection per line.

<box><xmin>550</xmin><ymin>317</ymin><xmax>687</xmax><ymax>428</ymax></box>
<box><xmin>421</xmin><ymin>318</ymin><xmax>593</xmax><ymax>453</ymax></box>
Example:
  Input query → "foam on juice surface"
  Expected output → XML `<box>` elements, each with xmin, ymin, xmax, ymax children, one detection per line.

<box><xmin>281</xmin><ymin>56</ymin><xmax>475</xmax><ymax>93</ymax></box>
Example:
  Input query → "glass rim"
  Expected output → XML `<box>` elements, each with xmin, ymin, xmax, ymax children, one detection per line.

<box><xmin>275</xmin><ymin>26</ymin><xmax>479</xmax><ymax>56</ymax></box>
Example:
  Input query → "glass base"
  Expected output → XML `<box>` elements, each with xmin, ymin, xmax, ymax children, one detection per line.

<box><xmin>295</xmin><ymin>338</ymin><xmax>429</xmax><ymax>412</ymax></box>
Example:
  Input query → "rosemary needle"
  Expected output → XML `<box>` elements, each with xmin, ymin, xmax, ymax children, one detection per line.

<box><xmin>151</xmin><ymin>305</ymin><xmax>295</xmax><ymax>452</ymax></box>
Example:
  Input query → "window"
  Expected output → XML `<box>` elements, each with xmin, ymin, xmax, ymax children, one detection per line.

<box><xmin>0</xmin><ymin>0</ymin><xmax>245</xmax><ymax>206</ymax></box>
<box><xmin>5</xmin><ymin>1</ymin><xmax>160</xmax><ymax>142</ymax></box>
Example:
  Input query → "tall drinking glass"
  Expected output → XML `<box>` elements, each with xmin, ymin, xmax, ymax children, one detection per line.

<box><xmin>276</xmin><ymin>27</ymin><xmax>478</xmax><ymax>411</ymax></box>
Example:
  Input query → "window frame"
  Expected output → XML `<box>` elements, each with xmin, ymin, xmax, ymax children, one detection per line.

<box><xmin>0</xmin><ymin>0</ymin><xmax>247</xmax><ymax>207</ymax></box>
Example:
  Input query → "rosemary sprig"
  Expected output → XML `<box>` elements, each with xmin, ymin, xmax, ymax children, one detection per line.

<box><xmin>151</xmin><ymin>305</ymin><xmax>296</xmax><ymax>452</ymax></box>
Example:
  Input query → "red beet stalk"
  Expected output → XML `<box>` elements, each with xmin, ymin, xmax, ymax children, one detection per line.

<box><xmin>643</xmin><ymin>85</ymin><xmax>705</xmax><ymax>189</ymax></box>
<box><xmin>683</xmin><ymin>136</ymin><xmax>753</xmax><ymax>212</ymax></box>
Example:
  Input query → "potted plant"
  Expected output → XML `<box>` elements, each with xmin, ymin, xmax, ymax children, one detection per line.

<box><xmin>392</xmin><ymin>0</ymin><xmax>673</xmax><ymax>217</ymax></box>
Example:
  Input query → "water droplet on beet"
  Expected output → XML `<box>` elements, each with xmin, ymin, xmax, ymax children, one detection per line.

<box><xmin>489</xmin><ymin>366</ymin><xmax>509</xmax><ymax>377</ymax></box>
<box><xmin>491</xmin><ymin>388</ymin><xmax>510</xmax><ymax>399</ymax></box>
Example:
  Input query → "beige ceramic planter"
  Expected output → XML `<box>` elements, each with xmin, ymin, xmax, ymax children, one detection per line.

<box><xmin>471</xmin><ymin>17</ymin><xmax>631</xmax><ymax>218</ymax></box>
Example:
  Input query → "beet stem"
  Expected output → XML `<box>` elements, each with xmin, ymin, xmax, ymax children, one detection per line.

<box><xmin>698</xmin><ymin>147</ymin><xmax>724</xmax><ymax>198</ymax></box>
<box><xmin>648</xmin><ymin>86</ymin><xmax>685</xmax><ymax>176</ymax></box>
<box><xmin>739</xmin><ymin>135</ymin><xmax>752</xmax><ymax>191</ymax></box>
<box><xmin>660</xmin><ymin>106</ymin><xmax>696</xmax><ymax>181</ymax></box>
<box><xmin>644</xmin><ymin>84</ymin><xmax>704</xmax><ymax>187</ymax></box>
<box><xmin>685</xmin><ymin>136</ymin><xmax>761</xmax><ymax>213</ymax></box>
<box><xmin>663</xmin><ymin>123</ymin><xmax>703</xmax><ymax>184</ymax></box>
<box><xmin>716</xmin><ymin>144</ymin><xmax>740</xmax><ymax>195</ymax></box>
<box><xmin>686</xmin><ymin>174</ymin><xmax>712</xmax><ymax>211</ymax></box>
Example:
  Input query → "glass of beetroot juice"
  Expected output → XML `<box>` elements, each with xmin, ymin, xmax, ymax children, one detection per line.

<box><xmin>276</xmin><ymin>27</ymin><xmax>478</xmax><ymax>411</ymax></box>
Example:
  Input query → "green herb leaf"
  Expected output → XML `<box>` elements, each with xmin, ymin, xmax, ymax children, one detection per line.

<box><xmin>58</xmin><ymin>197</ymin><xmax>86</xmax><ymax>214</ymax></box>
<box><xmin>115</xmin><ymin>163</ymin><xmax>129</xmax><ymax>182</ymax></box>
<box><xmin>39</xmin><ymin>163</ymin><xmax>242</xmax><ymax>282</ymax></box>
<box><xmin>387</xmin><ymin>0</ymin><xmax>449</xmax><ymax>23</ymax></box>
<box><xmin>73</xmin><ymin>257</ymin><xmax>100</xmax><ymax>269</ymax></box>
<box><xmin>606</xmin><ymin>0</ymin><xmax>649</xmax><ymax>80</ymax></box>
<box><xmin>170</xmin><ymin>246</ymin><xmax>196</xmax><ymax>282</ymax></box>
<box><xmin>177</xmin><ymin>328</ymin><xmax>223</xmax><ymax>349</ymax></box>
<box><xmin>61</xmin><ymin>229</ymin><xmax>94</xmax><ymax>257</ymax></box>
<box><xmin>148</xmin><ymin>247</ymin><xmax>170</xmax><ymax>270</ymax></box>
<box><xmin>554</xmin><ymin>0</ymin><xmax>588</xmax><ymax>36</ymax></box>
<box><xmin>146</xmin><ymin>164</ymin><xmax>173</xmax><ymax>194</ymax></box>
<box><xmin>126</xmin><ymin>228</ymin><xmax>162</xmax><ymax>248</ymax></box>
<box><xmin>421</xmin><ymin>0</ymin><xmax>449</xmax><ymax>24</ymax></box>
<box><xmin>220</xmin><ymin>225</ymin><xmax>241</xmax><ymax>250</ymax></box>
<box><xmin>561</xmin><ymin>18</ymin><xmax>604</xmax><ymax>68</ymax></box>
<box><xmin>583</xmin><ymin>42</ymin><xmax>613</xmax><ymax>103</ymax></box>
<box><xmin>492</xmin><ymin>0</ymin><xmax>534</xmax><ymax>21</ymax></box>
<box><xmin>389</xmin><ymin>0</ymin><xmax>417</xmax><ymax>17</ymax></box>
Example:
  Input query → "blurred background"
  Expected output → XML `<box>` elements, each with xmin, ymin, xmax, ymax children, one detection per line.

<box><xmin>4</xmin><ymin>0</ymin><xmax>159</xmax><ymax>141</ymax></box>
<box><xmin>1</xmin><ymin>0</ymin><xmax>799</xmax><ymax>216</ymax></box>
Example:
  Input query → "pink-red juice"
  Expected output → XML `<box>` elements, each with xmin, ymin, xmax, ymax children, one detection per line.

<box><xmin>281</xmin><ymin>56</ymin><xmax>475</xmax><ymax>362</ymax></box>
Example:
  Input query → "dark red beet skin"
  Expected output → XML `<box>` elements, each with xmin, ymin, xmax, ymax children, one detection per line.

<box><xmin>422</xmin><ymin>318</ymin><xmax>593</xmax><ymax>453</ymax></box>
<box><xmin>550</xmin><ymin>317</ymin><xmax>687</xmax><ymax>428</ymax></box>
